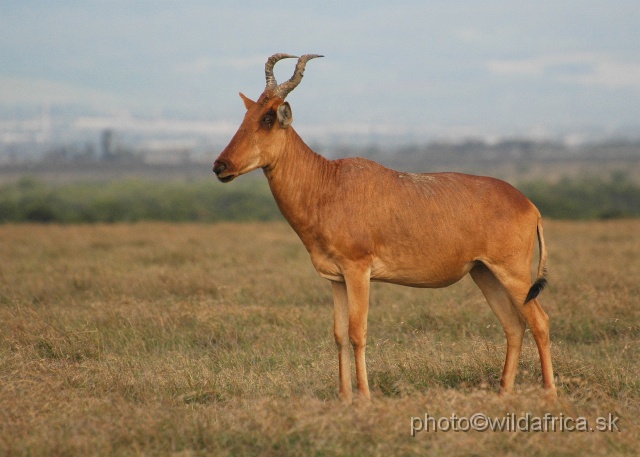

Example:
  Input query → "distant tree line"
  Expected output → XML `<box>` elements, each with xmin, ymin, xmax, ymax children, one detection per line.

<box><xmin>3</xmin><ymin>134</ymin><xmax>640</xmax><ymax>169</ymax></box>
<box><xmin>0</xmin><ymin>173</ymin><xmax>639</xmax><ymax>223</ymax></box>
<box><xmin>520</xmin><ymin>172</ymin><xmax>640</xmax><ymax>219</ymax></box>
<box><xmin>334</xmin><ymin>140</ymin><xmax>640</xmax><ymax>170</ymax></box>
<box><xmin>0</xmin><ymin>177</ymin><xmax>280</xmax><ymax>223</ymax></box>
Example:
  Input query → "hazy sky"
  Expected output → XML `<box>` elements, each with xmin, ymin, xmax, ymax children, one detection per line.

<box><xmin>1</xmin><ymin>1</ymin><xmax>639</xmax><ymax>141</ymax></box>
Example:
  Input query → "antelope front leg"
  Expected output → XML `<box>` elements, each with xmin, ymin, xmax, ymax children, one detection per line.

<box><xmin>331</xmin><ymin>280</ymin><xmax>352</xmax><ymax>403</ymax></box>
<box><xmin>345</xmin><ymin>268</ymin><xmax>372</xmax><ymax>401</ymax></box>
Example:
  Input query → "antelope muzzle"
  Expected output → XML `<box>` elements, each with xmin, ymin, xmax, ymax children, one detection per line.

<box><xmin>213</xmin><ymin>160</ymin><xmax>236</xmax><ymax>183</ymax></box>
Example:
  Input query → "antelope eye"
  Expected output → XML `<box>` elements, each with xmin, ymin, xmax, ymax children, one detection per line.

<box><xmin>260</xmin><ymin>110</ymin><xmax>276</xmax><ymax>129</ymax></box>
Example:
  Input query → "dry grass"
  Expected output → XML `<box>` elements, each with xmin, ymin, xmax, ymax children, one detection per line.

<box><xmin>1</xmin><ymin>221</ymin><xmax>639</xmax><ymax>456</ymax></box>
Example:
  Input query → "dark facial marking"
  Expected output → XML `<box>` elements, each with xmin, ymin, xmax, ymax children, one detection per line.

<box><xmin>260</xmin><ymin>110</ymin><xmax>276</xmax><ymax>130</ymax></box>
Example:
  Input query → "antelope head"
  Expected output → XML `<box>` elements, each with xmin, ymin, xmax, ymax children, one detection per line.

<box><xmin>213</xmin><ymin>53</ymin><xmax>323</xmax><ymax>183</ymax></box>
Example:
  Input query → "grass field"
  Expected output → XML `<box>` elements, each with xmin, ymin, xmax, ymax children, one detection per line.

<box><xmin>1</xmin><ymin>220</ymin><xmax>639</xmax><ymax>455</ymax></box>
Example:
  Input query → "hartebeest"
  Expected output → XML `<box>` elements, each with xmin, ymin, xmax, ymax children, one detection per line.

<box><xmin>213</xmin><ymin>53</ymin><xmax>556</xmax><ymax>403</ymax></box>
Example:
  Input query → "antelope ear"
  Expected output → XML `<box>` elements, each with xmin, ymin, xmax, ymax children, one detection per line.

<box><xmin>239</xmin><ymin>92</ymin><xmax>256</xmax><ymax>110</ymax></box>
<box><xmin>277</xmin><ymin>102</ymin><xmax>293</xmax><ymax>128</ymax></box>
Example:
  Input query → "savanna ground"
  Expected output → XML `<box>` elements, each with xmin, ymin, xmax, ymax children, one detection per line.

<box><xmin>1</xmin><ymin>220</ymin><xmax>639</xmax><ymax>456</ymax></box>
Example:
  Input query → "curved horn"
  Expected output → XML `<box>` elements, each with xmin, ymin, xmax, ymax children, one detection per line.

<box><xmin>265</xmin><ymin>53</ymin><xmax>298</xmax><ymax>90</ymax></box>
<box><xmin>274</xmin><ymin>54</ymin><xmax>324</xmax><ymax>99</ymax></box>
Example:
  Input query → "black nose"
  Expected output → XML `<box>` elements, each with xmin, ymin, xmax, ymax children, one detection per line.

<box><xmin>213</xmin><ymin>162</ymin><xmax>226</xmax><ymax>175</ymax></box>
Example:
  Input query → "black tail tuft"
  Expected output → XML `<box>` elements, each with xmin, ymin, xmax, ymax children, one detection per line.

<box><xmin>525</xmin><ymin>276</ymin><xmax>547</xmax><ymax>304</ymax></box>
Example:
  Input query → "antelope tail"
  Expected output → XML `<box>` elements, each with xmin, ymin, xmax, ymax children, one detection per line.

<box><xmin>525</xmin><ymin>219</ymin><xmax>548</xmax><ymax>304</ymax></box>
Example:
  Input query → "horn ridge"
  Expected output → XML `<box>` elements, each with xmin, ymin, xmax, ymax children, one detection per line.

<box><xmin>274</xmin><ymin>54</ymin><xmax>324</xmax><ymax>99</ymax></box>
<box><xmin>265</xmin><ymin>53</ymin><xmax>298</xmax><ymax>90</ymax></box>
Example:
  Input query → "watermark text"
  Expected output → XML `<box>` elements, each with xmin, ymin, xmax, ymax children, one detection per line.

<box><xmin>410</xmin><ymin>413</ymin><xmax>620</xmax><ymax>436</ymax></box>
